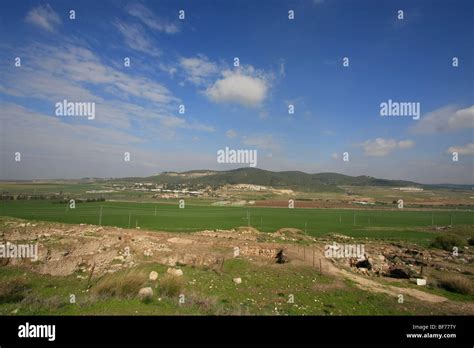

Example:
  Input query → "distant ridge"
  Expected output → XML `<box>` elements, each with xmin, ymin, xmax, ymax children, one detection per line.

<box><xmin>116</xmin><ymin>167</ymin><xmax>428</xmax><ymax>192</ymax></box>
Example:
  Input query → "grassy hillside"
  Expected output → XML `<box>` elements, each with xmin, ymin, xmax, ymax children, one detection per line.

<box><xmin>134</xmin><ymin>168</ymin><xmax>421</xmax><ymax>192</ymax></box>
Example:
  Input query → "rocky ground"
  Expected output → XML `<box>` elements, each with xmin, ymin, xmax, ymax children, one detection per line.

<box><xmin>0</xmin><ymin>217</ymin><xmax>473</xmax><ymax>314</ymax></box>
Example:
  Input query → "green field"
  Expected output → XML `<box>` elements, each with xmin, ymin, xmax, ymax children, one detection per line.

<box><xmin>1</xmin><ymin>200</ymin><xmax>473</xmax><ymax>243</ymax></box>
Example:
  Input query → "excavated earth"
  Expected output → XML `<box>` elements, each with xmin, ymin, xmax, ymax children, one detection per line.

<box><xmin>0</xmin><ymin>218</ymin><xmax>473</xmax><ymax>313</ymax></box>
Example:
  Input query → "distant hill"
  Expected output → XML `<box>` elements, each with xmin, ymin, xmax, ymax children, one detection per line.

<box><xmin>117</xmin><ymin>168</ymin><xmax>424</xmax><ymax>192</ymax></box>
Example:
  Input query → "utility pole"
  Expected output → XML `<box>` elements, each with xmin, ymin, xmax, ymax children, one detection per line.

<box><xmin>353</xmin><ymin>212</ymin><xmax>356</xmax><ymax>226</ymax></box>
<box><xmin>304</xmin><ymin>221</ymin><xmax>307</xmax><ymax>234</ymax></box>
<box><xmin>128</xmin><ymin>212</ymin><xmax>131</xmax><ymax>228</ymax></box>
<box><xmin>154</xmin><ymin>206</ymin><xmax>157</xmax><ymax>216</ymax></box>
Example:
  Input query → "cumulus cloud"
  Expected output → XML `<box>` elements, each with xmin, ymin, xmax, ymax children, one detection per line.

<box><xmin>360</xmin><ymin>138</ymin><xmax>415</xmax><ymax>157</ymax></box>
<box><xmin>411</xmin><ymin>105</ymin><xmax>474</xmax><ymax>134</ymax></box>
<box><xmin>113</xmin><ymin>20</ymin><xmax>161</xmax><ymax>57</ymax></box>
<box><xmin>206</xmin><ymin>68</ymin><xmax>270</xmax><ymax>107</ymax></box>
<box><xmin>179</xmin><ymin>55</ymin><xmax>219</xmax><ymax>85</ymax></box>
<box><xmin>126</xmin><ymin>3</ymin><xmax>179</xmax><ymax>34</ymax></box>
<box><xmin>447</xmin><ymin>143</ymin><xmax>474</xmax><ymax>155</ymax></box>
<box><xmin>25</xmin><ymin>4</ymin><xmax>61</xmax><ymax>32</ymax></box>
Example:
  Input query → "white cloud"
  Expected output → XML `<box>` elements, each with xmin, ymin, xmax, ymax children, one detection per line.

<box><xmin>113</xmin><ymin>20</ymin><xmax>162</xmax><ymax>57</ymax></box>
<box><xmin>159</xmin><ymin>63</ymin><xmax>178</xmax><ymax>77</ymax></box>
<box><xmin>360</xmin><ymin>138</ymin><xmax>415</xmax><ymax>156</ymax></box>
<box><xmin>447</xmin><ymin>143</ymin><xmax>474</xmax><ymax>155</ymax></box>
<box><xmin>25</xmin><ymin>4</ymin><xmax>61</xmax><ymax>32</ymax></box>
<box><xmin>179</xmin><ymin>55</ymin><xmax>219</xmax><ymax>86</ymax></box>
<box><xmin>1</xmin><ymin>43</ymin><xmax>176</xmax><ymax>106</ymax></box>
<box><xmin>0</xmin><ymin>104</ymin><xmax>217</xmax><ymax>179</ymax></box>
<box><xmin>411</xmin><ymin>105</ymin><xmax>474</xmax><ymax>134</ymax></box>
<box><xmin>226</xmin><ymin>129</ymin><xmax>237</xmax><ymax>138</ymax></box>
<box><xmin>126</xmin><ymin>3</ymin><xmax>179</xmax><ymax>34</ymax></box>
<box><xmin>206</xmin><ymin>68</ymin><xmax>270</xmax><ymax>107</ymax></box>
<box><xmin>0</xmin><ymin>41</ymin><xmax>219</xmax><ymax>138</ymax></box>
<box><xmin>397</xmin><ymin>140</ymin><xmax>415</xmax><ymax>149</ymax></box>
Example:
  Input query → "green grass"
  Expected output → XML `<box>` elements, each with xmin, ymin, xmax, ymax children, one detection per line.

<box><xmin>1</xmin><ymin>200</ymin><xmax>473</xmax><ymax>244</ymax></box>
<box><xmin>0</xmin><ymin>261</ymin><xmax>457</xmax><ymax>315</ymax></box>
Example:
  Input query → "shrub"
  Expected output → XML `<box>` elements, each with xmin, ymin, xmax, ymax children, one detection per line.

<box><xmin>0</xmin><ymin>277</ymin><xmax>30</xmax><ymax>303</ymax></box>
<box><xmin>184</xmin><ymin>292</ymin><xmax>218</xmax><ymax>312</ymax></box>
<box><xmin>158</xmin><ymin>275</ymin><xmax>183</xmax><ymax>298</ymax></box>
<box><xmin>468</xmin><ymin>238</ymin><xmax>474</xmax><ymax>246</ymax></box>
<box><xmin>437</xmin><ymin>274</ymin><xmax>473</xmax><ymax>295</ymax></box>
<box><xmin>92</xmin><ymin>271</ymin><xmax>145</xmax><ymax>299</ymax></box>
<box><xmin>430</xmin><ymin>234</ymin><xmax>465</xmax><ymax>251</ymax></box>
<box><xmin>21</xmin><ymin>294</ymin><xmax>67</xmax><ymax>312</ymax></box>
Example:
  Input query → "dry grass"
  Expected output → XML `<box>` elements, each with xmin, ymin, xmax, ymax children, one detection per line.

<box><xmin>92</xmin><ymin>271</ymin><xmax>146</xmax><ymax>299</ymax></box>
<box><xmin>436</xmin><ymin>274</ymin><xmax>473</xmax><ymax>295</ymax></box>
<box><xmin>183</xmin><ymin>292</ymin><xmax>218</xmax><ymax>312</ymax></box>
<box><xmin>158</xmin><ymin>275</ymin><xmax>184</xmax><ymax>298</ymax></box>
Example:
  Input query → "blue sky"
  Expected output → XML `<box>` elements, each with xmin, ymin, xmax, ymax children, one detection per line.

<box><xmin>0</xmin><ymin>0</ymin><xmax>473</xmax><ymax>183</ymax></box>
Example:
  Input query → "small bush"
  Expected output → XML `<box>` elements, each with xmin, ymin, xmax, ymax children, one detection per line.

<box><xmin>437</xmin><ymin>274</ymin><xmax>473</xmax><ymax>295</ymax></box>
<box><xmin>158</xmin><ymin>275</ymin><xmax>183</xmax><ymax>298</ymax></box>
<box><xmin>468</xmin><ymin>238</ymin><xmax>474</xmax><ymax>246</ymax></box>
<box><xmin>0</xmin><ymin>277</ymin><xmax>30</xmax><ymax>303</ymax></box>
<box><xmin>430</xmin><ymin>234</ymin><xmax>465</xmax><ymax>251</ymax></box>
<box><xmin>21</xmin><ymin>294</ymin><xmax>67</xmax><ymax>312</ymax></box>
<box><xmin>92</xmin><ymin>271</ymin><xmax>145</xmax><ymax>299</ymax></box>
<box><xmin>184</xmin><ymin>292</ymin><xmax>218</xmax><ymax>312</ymax></box>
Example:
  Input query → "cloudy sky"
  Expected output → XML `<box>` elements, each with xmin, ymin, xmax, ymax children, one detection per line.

<box><xmin>0</xmin><ymin>0</ymin><xmax>472</xmax><ymax>183</ymax></box>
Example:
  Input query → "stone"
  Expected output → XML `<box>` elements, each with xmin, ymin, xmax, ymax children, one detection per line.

<box><xmin>233</xmin><ymin>277</ymin><xmax>242</xmax><ymax>284</ymax></box>
<box><xmin>138</xmin><ymin>287</ymin><xmax>153</xmax><ymax>302</ymax></box>
<box><xmin>149</xmin><ymin>271</ymin><xmax>158</xmax><ymax>281</ymax></box>
<box><xmin>167</xmin><ymin>268</ymin><xmax>183</xmax><ymax>277</ymax></box>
